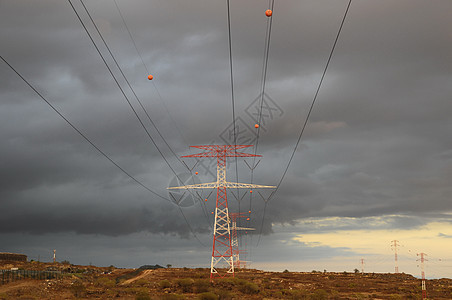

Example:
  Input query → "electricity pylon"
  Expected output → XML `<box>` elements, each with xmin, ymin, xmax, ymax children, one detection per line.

<box><xmin>360</xmin><ymin>258</ymin><xmax>365</xmax><ymax>273</ymax></box>
<box><xmin>417</xmin><ymin>253</ymin><xmax>428</xmax><ymax>299</ymax></box>
<box><xmin>168</xmin><ymin>145</ymin><xmax>274</xmax><ymax>280</ymax></box>
<box><xmin>391</xmin><ymin>240</ymin><xmax>400</xmax><ymax>273</ymax></box>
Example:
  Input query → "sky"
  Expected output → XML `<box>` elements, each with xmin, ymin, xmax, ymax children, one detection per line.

<box><xmin>1</xmin><ymin>0</ymin><xmax>452</xmax><ymax>279</ymax></box>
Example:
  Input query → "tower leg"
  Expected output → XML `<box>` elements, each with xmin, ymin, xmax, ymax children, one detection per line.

<box><xmin>210</xmin><ymin>186</ymin><xmax>234</xmax><ymax>280</ymax></box>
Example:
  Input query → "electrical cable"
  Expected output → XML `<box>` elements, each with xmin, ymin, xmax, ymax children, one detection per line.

<box><xmin>0</xmin><ymin>54</ymin><xmax>168</xmax><ymax>202</ymax></box>
<box><xmin>84</xmin><ymin>0</ymin><xmax>213</xmax><ymax>233</ymax></box>
<box><xmin>112</xmin><ymin>0</ymin><xmax>191</xmax><ymax>152</ymax></box>
<box><xmin>77</xmin><ymin>0</ymin><xmax>207</xmax><ymax>206</ymax></box>
<box><xmin>82</xmin><ymin>0</ymin><xmax>211</xmax><ymax>218</ymax></box>
<box><xmin>246</xmin><ymin>0</ymin><xmax>276</xmax><ymax>255</ymax></box>
<box><xmin>111</xmin><ymin>0</ymin><xmax>212</xmax><ymax>228</ymax></box>
<box><xmin>68</xmin><ymin>0</ymin><xmax>210</xmax><ymax>242</ymax></box>
<box><xmin>226</xmin><ymin>0</ymin><xmax>241</xmax><ymax>213</ymax></box>
<box><xmin>256</xmin><ymin>0</ymin><xmax>353</xmax><ymax>246</ymax></box>
<box><xmin>78</xmin><ymin>0</ymin><xmax>182</xmax><ymax>168</ymax></box>
<box><xmin>253</xmin><ymin>0</ymin><xmax>275</xmax><ymax>155</ymax></box>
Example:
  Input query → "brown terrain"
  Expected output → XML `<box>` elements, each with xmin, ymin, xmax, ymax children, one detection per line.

<box><xmin>0</xmin><ymin>260</ymin><xmax>451</xmax><ymax>299</ymax></box>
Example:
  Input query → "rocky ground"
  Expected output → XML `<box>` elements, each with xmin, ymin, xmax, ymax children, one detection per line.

<box><xmin>0</xmin><ymin>261</ymin><xmax>451</xmax><ymax>299</ymax></box>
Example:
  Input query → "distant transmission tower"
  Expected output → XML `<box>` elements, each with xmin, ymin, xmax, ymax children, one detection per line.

<box><xmin>53</xmin><ymin>249</ymin><xmax>56</xmax><ymax>263</ymax></box>
<box><xmin>168</xmin><ymin>145</ymin><xmax>274</xmax><ymax>280</ymax></box>
<box><xmin>360</xmin><ymin>258</ymin><xmax>365</xmax><ymax>273</ymax></box>
<box><xmin>391</xmin><ymin>240</ymin><xmax>400</xmax><ymax>273</ymax></box>
<box><xmin>230</xmin><ymin>212</ymin><xmax>255</xmax><ymax>268</ymax></box>
<box><xmin>417</xmin><ymin>252</ymin><xmax>428</xmax><ymax>299</ymax></box>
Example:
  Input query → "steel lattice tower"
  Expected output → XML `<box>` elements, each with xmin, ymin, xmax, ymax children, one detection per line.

<box><xmin>391</xmin><ymin>240</ymin><xmax>400</xmax><ymax>273</ymax></box>
<box><xmin>417</xmin><ymin>253</ymin><xmax>428</xmax><ymax>299</ymax></box>
<box><xmin>168</xmin><ymin>145</ymin><xmax>274</xmax><ymax>280</ymax></box>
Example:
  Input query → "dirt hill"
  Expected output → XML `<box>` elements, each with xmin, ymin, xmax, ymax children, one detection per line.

<box><xmin>0</xmin><ymin>261</ymin><xmax>451</xmax><ymax>299</ymax></box>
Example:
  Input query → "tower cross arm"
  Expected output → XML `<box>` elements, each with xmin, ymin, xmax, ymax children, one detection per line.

<box><xmin>167</xmin><ymin>182</ymin><xmax>275</xmax><ymax>190</ymax></box>
<box><xmin>181</xmin><ymin>145</ymin><xmax>262</xmax><ymax>158</ymax></box>
<box><xmin>182</xmin><ymin>152</ymin><xmax>261</xmax><ymax>158</ymax></box>
<box><xmin>167</xmin><ymin>182</ymin><xmax>218</xmax><ymax>190</ymax></box>
<box><xmin>224</xmin><ymin>182</ymin><xmax>275</xmax><ymax>189</ymax></box>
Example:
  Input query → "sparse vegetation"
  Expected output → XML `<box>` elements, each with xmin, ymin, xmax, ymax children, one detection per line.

<box><xmin>197</xmin><ymin>291</ymin><xmax>218</xmax><ymax>300</ymax></box>
<box><xmin>0</xmin><ymin>261</ymin><xmax>451</xmax><ymax>299</ymax></box>
<box><xmin>193</xmin><ymin>279</ymin><xmax>210</xmax><ymax>293</ymax></box>
<box><xmin>135</xmin><ymin>290</ymin><xmax>151</xmax><ymax>300</ymax></box>
<box><xmin>159</xmin><ymin>279</ymin><xmax>172</xmax><ymax>289</ymax></box>
<box><xmin>215</xmin><ymin>289</ymin><xmax>233</xmax><ymax>300</ymax></box>
<box><xmin>95</xmin><ymin>277</ymin><xmax>115</xmax><ymax>288</ymax></box>
<box><xmin>175</xmin><ymin>277</ymin><xmax>194</xmax><ymax>293</ymax></box>
<box><xmin>310</xmin><ymin>289</ymin><xmax>328</xmax><ymax>300</ymax></box>
<box><xmin>70</xmin><ymin>280</ymin><xmax>86</xmax><ymax>297</ymax></box>
<box><xmin>238</xmin><ymin>280</ymin><xmax>259</xmax><ymax>294</ymax></box>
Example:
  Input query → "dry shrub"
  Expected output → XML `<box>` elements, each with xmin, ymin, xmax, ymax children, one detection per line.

<box><xmin>70</xmin><ymin>280</ymin><xmax>86</xmax><ymax>298</ymax></box>
<box><xmin>238</xmin><ymin>280</ymin><xmax>259</xmax><ymax>295</ymax></box>
<box><xmin>159</xmin><ymin>279</ymin><xmax>171</xmax><ymax>289</ymax></box>
<box><xmin>310</xmin><ymin>289</ymin><xmax>328</xmax><ymax>300</ymax></box>
<box><xmin>216</xmin><ymin>289</ymin><xmax>233</xmax><ymax>300</ymax></box>
<box><xmin>135</xmin><ymin>290</ymin><xmax>151</xmax><ymax>300</ymax></box>
<box><xmin>197</xmin><ymin>291</ymin><xmax>219</xmax><ymax>300</ymax></box>
<box><xmin>95</xmin><ymin>277</ymin><xmax>115</xmax><ymax>288</ymax></box>
<box><xmin>193</xmin><ymin>279</ymin><xmax>211</xmax><ymax>293</ymax></box>
<box><xmin>176</xmin><ymin>278</ymin><xmax>194</xmax><ymax>293</ymax></box>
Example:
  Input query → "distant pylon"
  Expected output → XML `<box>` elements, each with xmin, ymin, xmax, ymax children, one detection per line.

<box><xmin>360</xmin><ymin>258</ymin><xmax>365</xmax><ymax>273</ymax></box>
<box><xmin>53</xmin><ymin>249</ymin><xmax>56</xmax><ymax>263</ymax></box>
<box><xmin>391</xmin><ymin>240</ymin><xmax>400</xmax><ymax>273</ymax></box>
<box><xmin>230</xmin><ymin>212</ymin><xmax>255</xmax><ymax>268</ymax></box>
<box><xmin>417</xmin><ymin>252</ymin><xmax>428</xmax><ymax>299</ymax></box>
<box><xmin>168</xmin><ymin>145</ymin><xmax>274</xmax><ymax>280</ymax></box>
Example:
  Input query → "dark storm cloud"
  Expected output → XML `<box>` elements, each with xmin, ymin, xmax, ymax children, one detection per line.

<box><xmin>1</xmin><ymin>0</ymin><xmax>452</xmax><ymax>264</ymax></box>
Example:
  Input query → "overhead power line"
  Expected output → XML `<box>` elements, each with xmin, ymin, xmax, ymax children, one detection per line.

<box><xmin>111</xmin><ymin>0</ymin><xmax>211</xmax><ymax>227</ymax></box>
<box><xmin>225</xmin><ymin>0</ymin><xmax>241</xmax><ymax>210</ymax></box>
<box><xmin>256</xmin><ymin>0</ymin><xmax>353</xmax><ymax>246</ymax></box>
<box><xmin>112</xmin><ymin>0</ymin><xmax>191</xmax><ymax>154</ymax></box>
<box><xmin>244</xmin><ymin>0</ymin><xmax>276</xmax><ymax>265</ymax></box>
<box><xmin>0</xmin><ymin>54</ymin><xmax>168</xmax><ymax>202</ymax></box>
<box><xmin>75</xmin><ymin>0</ymin><xmax>209</xmax><ymax>209</ymax></box>
<box><xmin>111</xmin><ymin>0</ymin><xmax>211</xmax><ymax>224</ymax></box>
<box><xmin>2</xmin><ymin>50</ymin><xmax>206</xmax><ymax>248</ymax></box>
<box><xmin>72</xmin><ymin>0</ymin><xmax>207</xmax><ymax>203</ymax></box>
<box><xmin>76</xmin><ymin>0</ymin><xmax>182</xmax><ymax>172</ymax></box>
<box><xmin>254</xmin><ymin>0</ymin><xmax>276</xmax><ymax>153</ymax></box>
<box><xmin>68</xmin><ymin>0</ymin><xmax>210</xmax><ymax>244</ymax></box>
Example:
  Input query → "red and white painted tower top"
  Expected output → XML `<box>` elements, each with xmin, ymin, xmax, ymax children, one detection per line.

<box><xmin>169</xmin><ymin>145</ymin><xmax>275</xmax><ymax>190</ymax></box>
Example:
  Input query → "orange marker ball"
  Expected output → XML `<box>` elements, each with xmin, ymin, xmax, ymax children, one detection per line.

<box><xmin>255</xmin><ymin>124</ymin><xmax>259</xmax><ymax>128</ymax></box>
<box><xmin>205</xmin><ymin>199</ymin><xmax>208</xmax><ymax>202</ymax></box>
<box><xmin>246</xmin><ymin>218</ymin><xmax>250</xmax><ymax>221</ymax></box>
<box><xmin>249</xmin><ymin>210</ymin><xmax>251</xmax><ymax>213</ymax></box>
<box><xmin>211</xmin><ymin>212</ymin><xmax>214</xmax><ymax>214</ymax></box>
<box><xmin>147</xmin><ymin>74</ymin><xmax>154</xmax><ymax>80</ymax></box>
<box><xmin>195</xmin><ymin>172</ymin><xmax>198</xmax><ymax>175</ymax></box>
<box><xmin>265</xmin><ymin>9</ymin><xmax>272</xmax><ymax>17</ymax></box>
<box><xmin>250</xmin><ymin>190</ymin><xmax>253</xmax><ymax>193</ymax></box>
